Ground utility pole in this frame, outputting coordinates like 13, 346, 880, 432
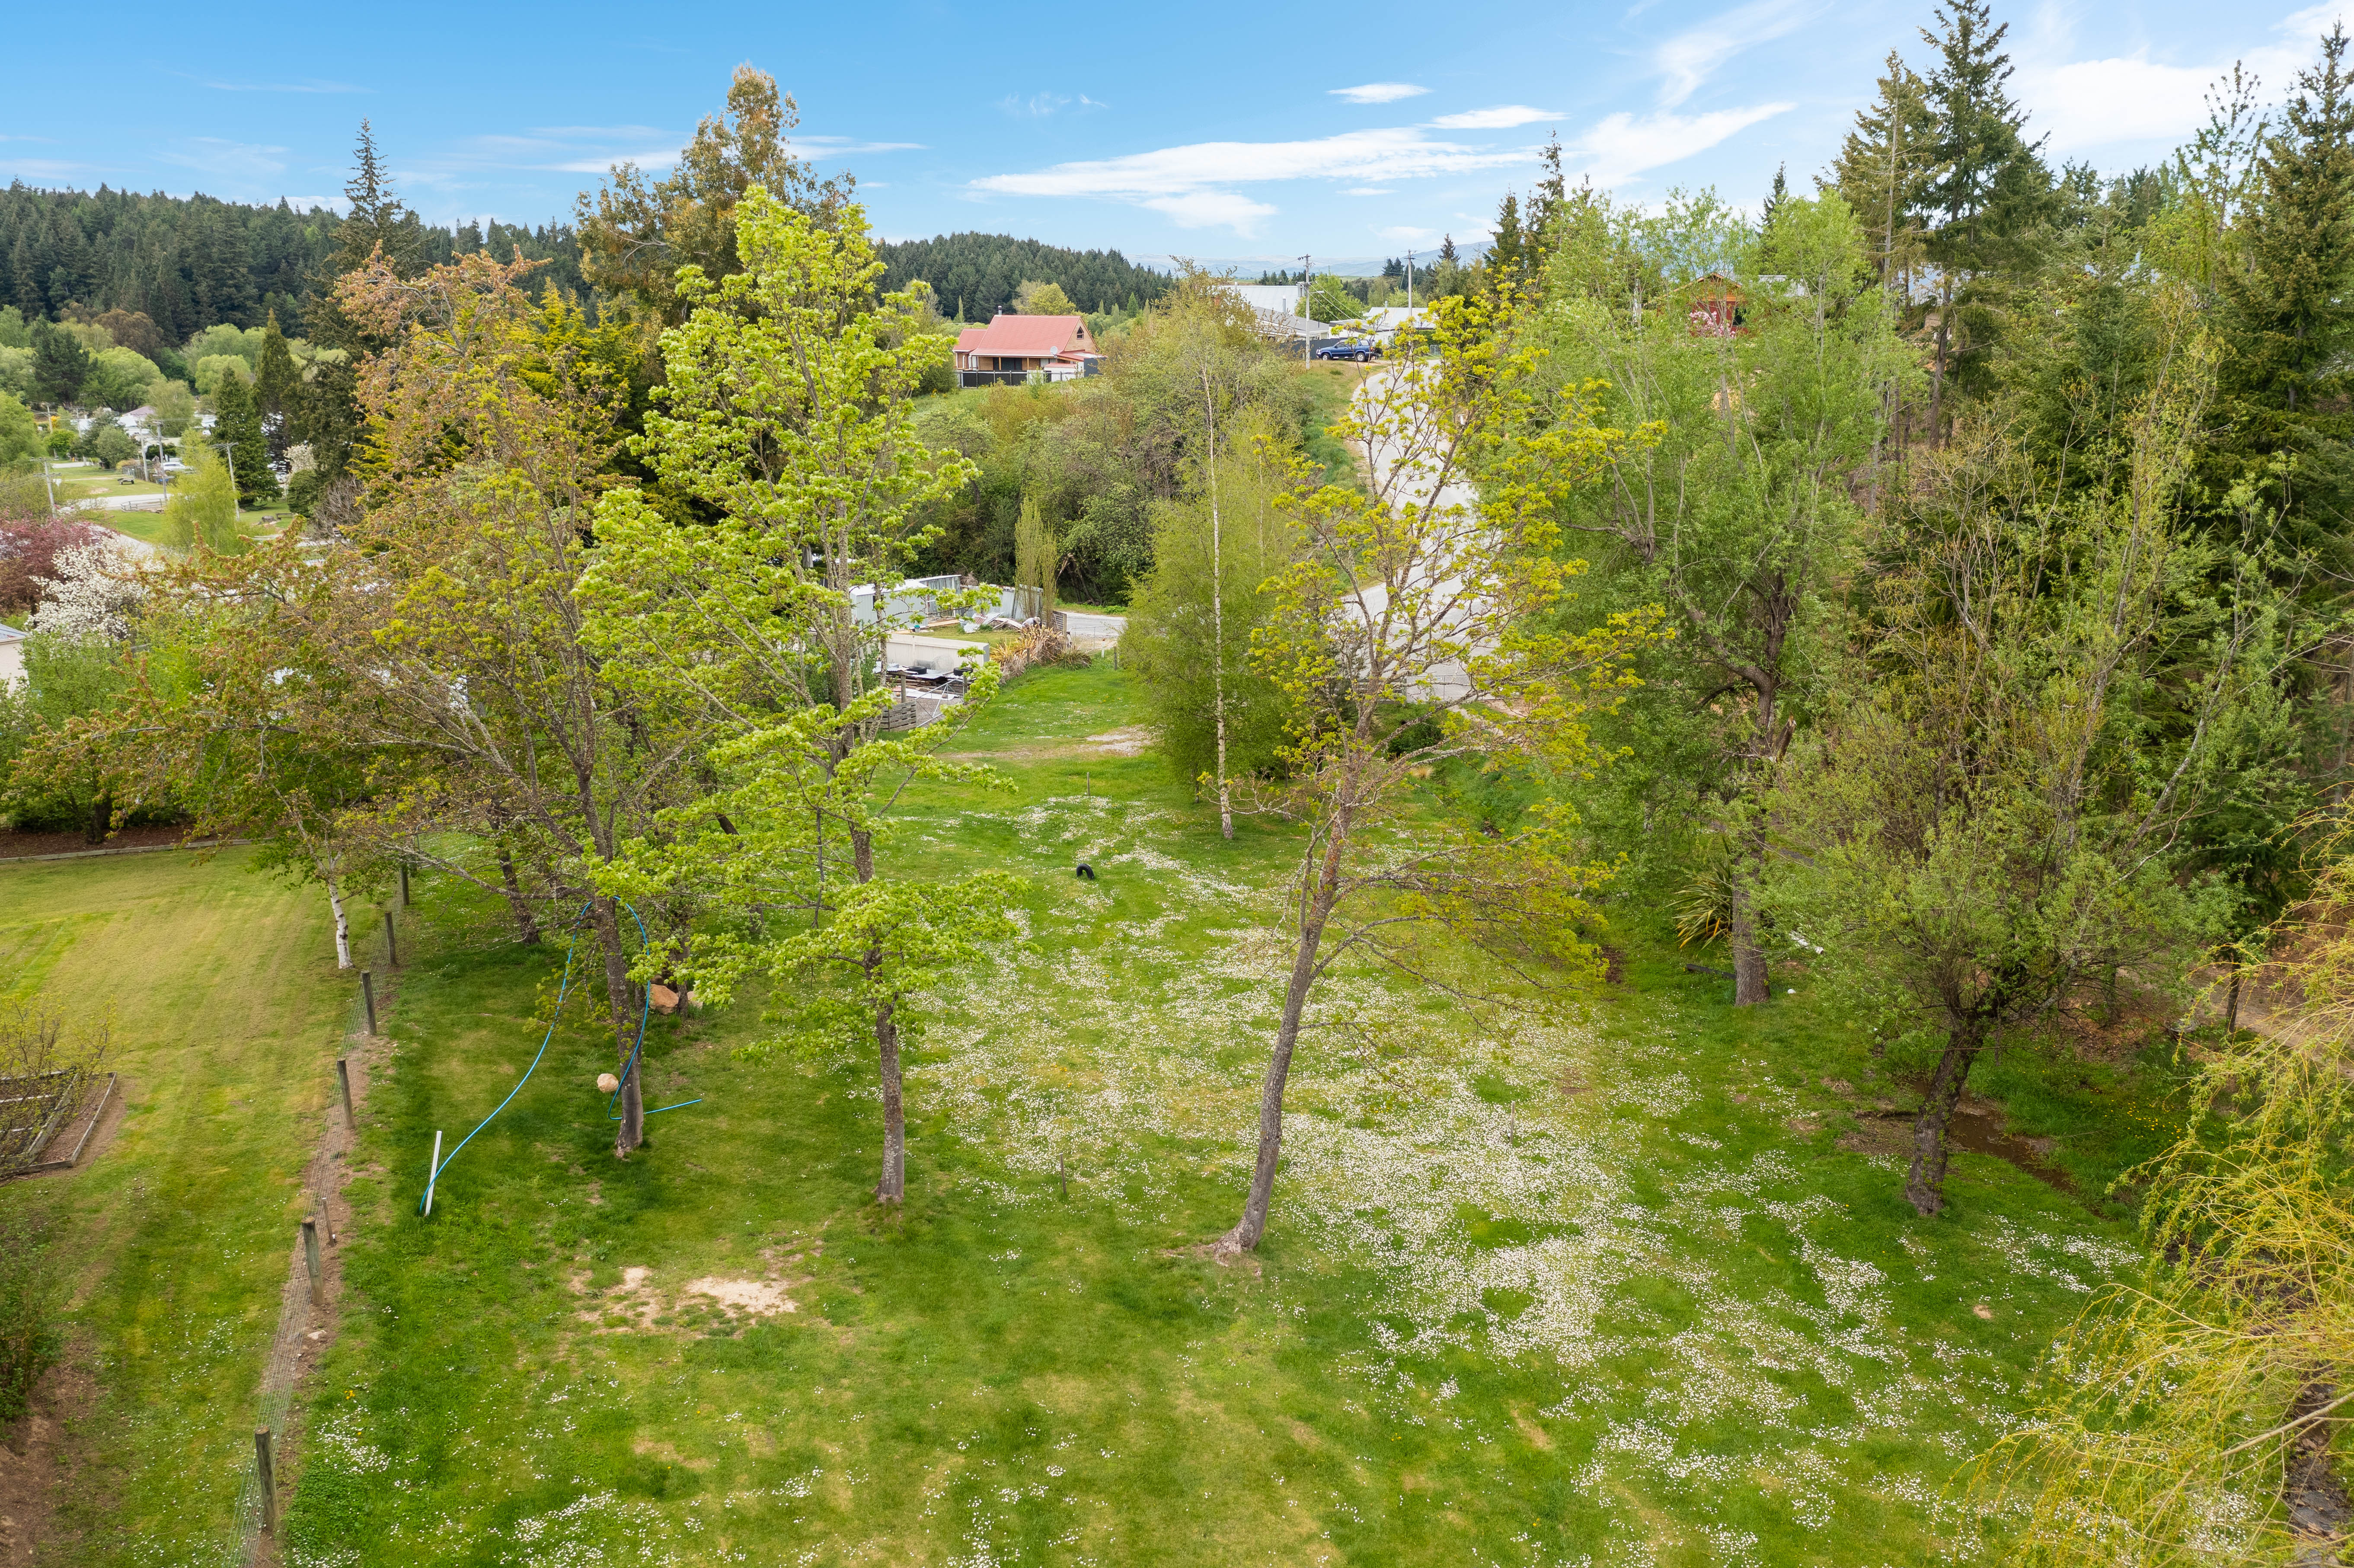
1406, 246, 1415, 310
1300, 252, 1313, 364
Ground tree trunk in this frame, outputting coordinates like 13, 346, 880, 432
872, 979, 905, 1204
1904, 1014, 1987, 1216
328, 879, 352, 970
1929, 283, 1950, 444
1727, 877, 1769, 1006
1223, 824, 1348, 1253
496, 846, 540, 944
849, 826, 905, 1201
592, 896, 643, 1157
85, 789, 111, 846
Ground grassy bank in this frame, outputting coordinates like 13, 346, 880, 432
267, 662, 2180, 1565
0, 847, 357, 1566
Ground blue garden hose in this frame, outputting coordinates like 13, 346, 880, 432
418, 900, 701, 1216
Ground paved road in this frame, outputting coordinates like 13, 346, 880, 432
69, 493, 167, 512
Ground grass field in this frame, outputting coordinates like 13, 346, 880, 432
0, 846, 359, 1566
207, 661, 2194, 1566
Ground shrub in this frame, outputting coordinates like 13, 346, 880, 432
0, 1203, 61, 1425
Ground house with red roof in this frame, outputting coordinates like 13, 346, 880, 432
953, 314, 1101, 386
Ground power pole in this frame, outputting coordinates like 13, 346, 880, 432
1406, 247, 1415, 310
1300, 252, 1313, 364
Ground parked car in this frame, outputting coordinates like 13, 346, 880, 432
1314, 341, 1379, 362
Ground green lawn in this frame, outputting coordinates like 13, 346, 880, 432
236, 663, 2188, 1565
0, 847, 363, 1567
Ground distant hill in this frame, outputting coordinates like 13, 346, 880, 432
874, 233, 1172, 321
0, 183, 585, 341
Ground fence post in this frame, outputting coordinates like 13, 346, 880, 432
255, 1427, 277, 1534
317, 1190, 335, 1246
399, 862, 410, 907
336, 1057, 355, 1130
301, 1217, 323, 1308
384, 910, 398, 968
361, 971, 376, 1036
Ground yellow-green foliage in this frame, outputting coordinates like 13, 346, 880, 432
1990, 843, 2354, 1563
160, 439, 240, 555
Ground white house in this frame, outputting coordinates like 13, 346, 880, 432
0, 623, 25, 688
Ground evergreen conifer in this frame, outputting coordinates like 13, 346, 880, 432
211, 372, 277, 505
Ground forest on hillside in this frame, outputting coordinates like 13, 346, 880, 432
872, 231, 1170, 319
0, 182, 586, 339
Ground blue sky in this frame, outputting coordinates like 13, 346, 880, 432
4, 0, 2347, 270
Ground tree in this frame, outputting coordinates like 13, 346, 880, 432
1919, 0, 2054, 431
1990, 841, 2354, 1563
210, 371, 275, 505
28, 323, 87, 406
588, 188, 997, 1204
253, 310, 300, 458
1833, 53, 1938, 310
1125, 400, 1299, 817
79, 423, 135, 470
0, 517, 102, 616
1215, 292, 1661, 1252
328, 120, 422, 279
1761, 162, 1789, 227
1488, 192, 1526, 287
2213, 25, 2354, 533
1544, 191, 1903, 1005
1013, 279, 1076, 314
0, 392, 35, 466
576, 66, 851, 328
1781, 299, 2272, 1215
305, 248, 682, 1152
1015, 494, 1058, 619
160, 438, 240, 556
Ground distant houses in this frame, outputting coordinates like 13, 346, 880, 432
952, 314, 1101, 386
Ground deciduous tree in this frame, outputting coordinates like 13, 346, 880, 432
1217, 291, 1659, 1253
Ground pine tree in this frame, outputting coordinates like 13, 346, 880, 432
1832, 50, 1939, 300
253, 310, 299, 458
211, 371, 277, 505
1526, 134, 1568, 275
1919, 0, 2054, 432
2226, 24, 2354, 419
331, 120, 421, 278
1762, 163, 1789, 228
1489, 193, 1526, 288
1439, 233, 1457, 265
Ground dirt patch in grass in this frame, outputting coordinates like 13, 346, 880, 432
684, 1277, 798, 1316
0, 1357, 95, 1566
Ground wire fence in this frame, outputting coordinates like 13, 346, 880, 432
228, 907, 388, 1561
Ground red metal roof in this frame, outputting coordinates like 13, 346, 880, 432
954, 313, 1092, 360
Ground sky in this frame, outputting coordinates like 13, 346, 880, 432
3, 0, 2348, 272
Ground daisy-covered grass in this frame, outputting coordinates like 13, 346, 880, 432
282, 661, 2193, 1565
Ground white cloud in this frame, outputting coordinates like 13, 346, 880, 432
545, 148, 685, 173
198, 77, 366, 94
1332, 83, 1430, 104
161, 138, 289, 180
2015, 3, 2352, 153
1428, 105, 1561, 129
1140, 192, 1281, 233
1377, 224, 1440, 241
1654, 0, 1827, 106
1345, 186, 1396, 195
976, 128, 1532, 200
1570, 104, 1793, 182
1000, 92, 1107, 118
800, 136, 928, 153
